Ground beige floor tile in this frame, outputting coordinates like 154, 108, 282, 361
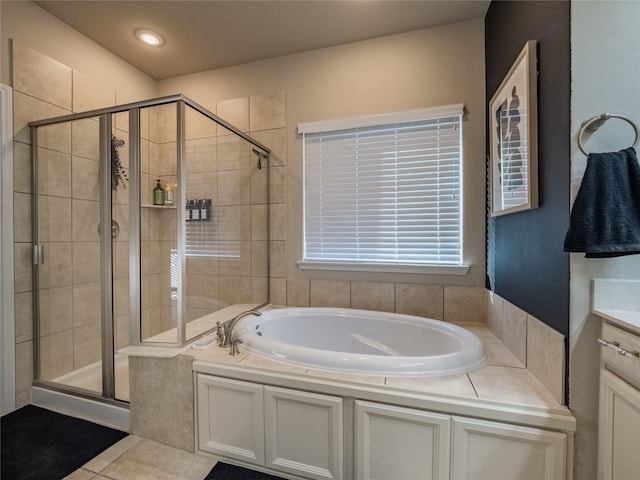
100, 438, 215, 480
82, 434, 143, 473
65, 468, 96, 480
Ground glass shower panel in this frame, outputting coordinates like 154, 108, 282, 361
140, 103, 177, 343
36, 117, 103, 395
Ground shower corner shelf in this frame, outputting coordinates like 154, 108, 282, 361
142, 204, 177, 209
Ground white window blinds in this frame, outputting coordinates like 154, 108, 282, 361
299, 104, 463, 268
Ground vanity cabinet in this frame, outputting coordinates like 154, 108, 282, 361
451, 417, 567, 480
597, 322, 640, 480
196, 374, 343, 479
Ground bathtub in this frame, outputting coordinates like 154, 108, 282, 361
234, 307, 487, 376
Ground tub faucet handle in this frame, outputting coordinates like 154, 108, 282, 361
230, 338, 244, 356
215, 321, 226, 346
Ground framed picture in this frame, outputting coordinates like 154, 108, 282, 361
490, 40, 538, 216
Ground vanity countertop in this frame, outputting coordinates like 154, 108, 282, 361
592, 278, 640, 335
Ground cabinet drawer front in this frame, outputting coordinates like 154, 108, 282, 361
601, 323, 640, 379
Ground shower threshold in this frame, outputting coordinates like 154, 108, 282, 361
51, 353, 130, 402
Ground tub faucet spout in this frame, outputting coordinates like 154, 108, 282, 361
219, 309, 262, 349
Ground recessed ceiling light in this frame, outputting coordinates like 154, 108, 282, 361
135, 28, 164, 47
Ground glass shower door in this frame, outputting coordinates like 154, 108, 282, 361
33, 114, 123, 401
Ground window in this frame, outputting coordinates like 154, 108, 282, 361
298, 104, 466, 274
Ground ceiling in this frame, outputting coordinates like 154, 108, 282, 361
34, 0, 490, 81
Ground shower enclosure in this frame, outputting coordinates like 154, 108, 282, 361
29, 95, 270, 406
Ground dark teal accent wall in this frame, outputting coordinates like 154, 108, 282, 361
485, 1, 570, 337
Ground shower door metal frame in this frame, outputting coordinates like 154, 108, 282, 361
28, 94, 272, 405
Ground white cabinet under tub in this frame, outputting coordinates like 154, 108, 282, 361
195, 370, 573, 480
197, 373, 343, 480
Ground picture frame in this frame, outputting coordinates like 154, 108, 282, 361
489, 40, 538, 216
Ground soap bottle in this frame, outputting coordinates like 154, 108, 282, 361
153, 179, 165, 205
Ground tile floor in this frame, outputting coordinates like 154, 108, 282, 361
65, 435, 216, 480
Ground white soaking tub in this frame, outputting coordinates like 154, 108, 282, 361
234, 307, 487, 376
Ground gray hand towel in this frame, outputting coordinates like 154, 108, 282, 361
564, 147, 640, 258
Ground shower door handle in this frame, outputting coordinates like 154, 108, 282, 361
33, 244, 45, 265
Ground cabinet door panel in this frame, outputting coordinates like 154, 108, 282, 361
452, 416, 566, 480
264, 386, 343, 480
196, 374, 264, 465
355, 400, 451, 480
598, 369, 640, 480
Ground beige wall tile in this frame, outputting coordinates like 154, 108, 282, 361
310, 279, 351, 308
13, 92, 71, 146
186, 255, 219, 276
252, 276, 268, 303
14, 243, 33, 293
13, 41, 72, 110
217, 96, 249, 133
527, 315, 565, 404
39, 286, 73, 336
74, 321, 101, 368
444, 285, 485, 324
351, 281, 395, 312
38, 242, 72, 289
13, 141, 32, 193
395, 284, 444, 320
13, 192, 31, 243
38, 148, 71, 197
269, 240, 287, 278
269, 165, 286, 204
485, 342, 524, 368
72, 156, 100, 201
252, 241, 269, 277
38, 195, 72, 242
219, 276, 252, 306
49, 329, 75, 378
251, 204, 268, 241
250, 128, 286, 166
72, 242, 101, 284
15, 340, 34, 394
217, 133, 251, 171
269, 203, 287, 241
14, 291, 33, 343
71, 118, 100, 160
72, 69, 115, 113
114, 277, 130, 318
186, 137, 217, 174
250, 91, 286, 131
502, 300, 528, 365
251, 165, 268, 204
185, 105, 216, 140
269, 277, 287, 306
149, 103, 176, 144
287, 277, 310, 307
72, 282, 101, 327
485, 289, 504, 341
218, 169, 251, 205
72, 199, 100, 241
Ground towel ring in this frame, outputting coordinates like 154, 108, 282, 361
578, 113, 639, 156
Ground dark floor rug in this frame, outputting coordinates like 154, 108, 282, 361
1, 404, 128, 480
204, 462, 286, 480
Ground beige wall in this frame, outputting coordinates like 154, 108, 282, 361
158, 19, 487, 289
0, 1, 157, 100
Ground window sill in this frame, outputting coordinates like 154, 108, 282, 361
296, 261, 470, 275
